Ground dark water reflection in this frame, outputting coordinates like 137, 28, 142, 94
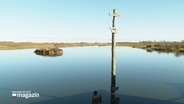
146, 49, 184, 57
0, 47, 184, 104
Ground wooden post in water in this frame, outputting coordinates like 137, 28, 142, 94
109, 9, 121, 104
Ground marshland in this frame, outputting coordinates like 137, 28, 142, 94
1, 41, 184, 56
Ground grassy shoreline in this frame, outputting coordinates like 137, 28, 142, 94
0, 42, 111, 50
118, 41, 184, 56
1, 41, 184, 56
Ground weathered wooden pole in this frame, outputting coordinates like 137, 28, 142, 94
109, 9, 121, 104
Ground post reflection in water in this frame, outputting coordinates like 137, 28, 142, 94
111, 75, 120, 104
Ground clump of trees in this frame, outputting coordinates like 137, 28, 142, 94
137, 41, 184, 56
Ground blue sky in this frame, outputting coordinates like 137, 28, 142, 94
0, 0, 184, 42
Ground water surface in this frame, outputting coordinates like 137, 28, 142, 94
0, 46, 184, 104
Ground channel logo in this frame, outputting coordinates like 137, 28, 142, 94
12, 91, 39, 99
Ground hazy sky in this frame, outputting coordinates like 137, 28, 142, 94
0, 0, 184, 42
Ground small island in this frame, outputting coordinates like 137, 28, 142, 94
34, 47, 63, 56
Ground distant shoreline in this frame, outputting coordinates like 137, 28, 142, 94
1, 41, 184, 56
0, 42, 111, 50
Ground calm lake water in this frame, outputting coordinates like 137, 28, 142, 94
0, 46, 184, 104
